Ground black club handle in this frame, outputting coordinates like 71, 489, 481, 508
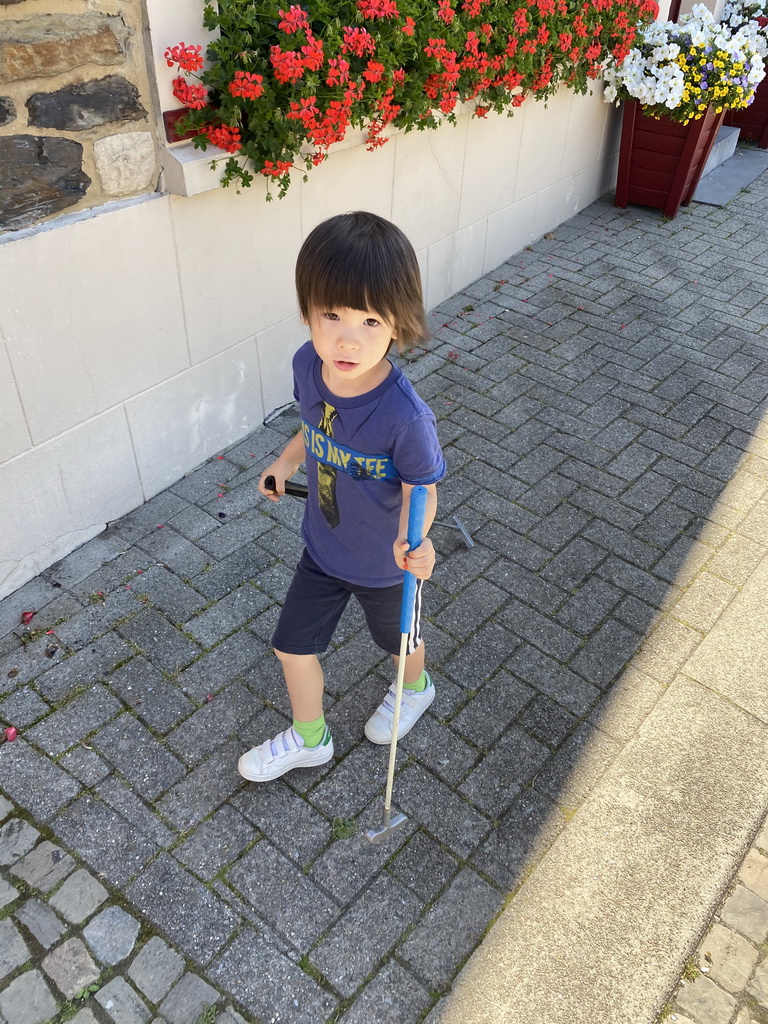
264, 475, 309, 499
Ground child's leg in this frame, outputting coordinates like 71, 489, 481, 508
276, 650, 325, 721
393, 642, 425, 687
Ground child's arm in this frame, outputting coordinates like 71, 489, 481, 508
393, 483, 438, 580
259, 430, 305, 502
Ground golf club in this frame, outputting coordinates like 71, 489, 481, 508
265, 475, 473, 547
366, 484, 428, 844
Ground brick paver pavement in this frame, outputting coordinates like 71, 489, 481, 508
2, 163, 768, 1024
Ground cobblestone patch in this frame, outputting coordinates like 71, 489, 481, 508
662, 815, 768, 1024
3, 178, 768, 1022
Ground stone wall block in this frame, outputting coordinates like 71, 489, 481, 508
93, 131, 156, 196
0, 14, 131, 84
0, 96, 16, 127
0, 135, 91, 231
27, 75, 147, 131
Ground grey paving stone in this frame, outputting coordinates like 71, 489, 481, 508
11, 840, 75, 891
675, 974, 737, 1024
534, 722, 622, 809
747, 957, 768, 1006
0, 795, 12, 819
720, 884, 768, 944
158, 972, 221, 1024
506, 644, 599, 716
128, 937, 185, 1005
517, 693, 578, 748
0, 575, 63, 639
389, 831, 460, 903
472, 787, 568, 888
498, 597, 582, 661
395, 763, 491, 859
0, 875, 19, 909
173, 805, 256, 880
53, 588, 138, 650
338, 960, 433, 1024
0, 631, 70, 689
0, 917, 30, 981
402, 709, 479, 784
26, 684, 123, 756
166, 682, 258, 767
309, 743, 394, 820
42, 936, 100, 999
231, 776, 328, 870
196, 509, 273, 560
137, 526, 212, 579
309, 814, 411, 906
15, 897, 66, 948
700, 922, 759, 993
400, 867, 500, 990
96, 777, 175, 849
53, 793, 160, 887
0, 686, 50, 728
450, 670, 533, 749
32, 631, 134, 703
125, 854, 239, 965
155, 740, 244, 830
83, 905, 141, 965
191, 544, 273, 602
227, 841, 339, 952
440, 621, 520, 686
91, 713, 186, 802
0, 817, 40, 865
310, 874, 422, 998
176, 632, 265, 702
569, 617, 644, 689
108, 658, 194, 734
117, 607, 202, 674
94, 977, 151, 1024
459, 726, 550, 818
126, 566, 208, 624
207, 928, 338, 1024
0, 969, 58, 1024
184, 585, 271, 648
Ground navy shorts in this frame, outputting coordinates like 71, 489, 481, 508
272, 549, 423, 657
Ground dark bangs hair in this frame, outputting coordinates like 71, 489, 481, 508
295, 211, 428, 351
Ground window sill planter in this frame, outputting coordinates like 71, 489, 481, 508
614, 99, 726, 219
724, 62, 768, 149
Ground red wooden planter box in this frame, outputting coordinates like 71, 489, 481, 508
724, 64, 768, 148
615, 100, 726, 219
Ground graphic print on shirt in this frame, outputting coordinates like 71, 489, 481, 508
317, 402, 340, 528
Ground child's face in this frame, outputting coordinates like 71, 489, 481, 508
306, 306, 396, 395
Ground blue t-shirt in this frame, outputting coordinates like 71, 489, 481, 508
293, 341, 446, 587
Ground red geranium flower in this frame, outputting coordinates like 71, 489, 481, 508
228, 71, 265, 100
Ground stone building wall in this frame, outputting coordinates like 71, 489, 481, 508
0, 0, 159, 233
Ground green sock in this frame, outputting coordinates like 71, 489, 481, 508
404, 670, 428, 693
293, 715, 326, 748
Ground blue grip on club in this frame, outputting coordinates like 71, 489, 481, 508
400, 485, 428, 634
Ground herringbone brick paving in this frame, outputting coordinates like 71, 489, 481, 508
1, 166, 768, 1023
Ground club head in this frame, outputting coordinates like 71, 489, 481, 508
365, 811, 408, 844
451, 515, 475, 548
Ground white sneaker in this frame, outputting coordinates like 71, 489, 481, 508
238, 726, 334, 782
364, 674, 435, 745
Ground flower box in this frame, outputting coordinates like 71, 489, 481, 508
614, 100, 726, 218
724, 62, 768, 146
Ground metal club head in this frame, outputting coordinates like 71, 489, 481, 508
433, 516, 475, 549
365, 811, 408, 844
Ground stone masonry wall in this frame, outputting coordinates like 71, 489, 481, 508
0, 0, 159, 233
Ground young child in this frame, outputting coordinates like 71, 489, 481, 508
238, 211, 446, 782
